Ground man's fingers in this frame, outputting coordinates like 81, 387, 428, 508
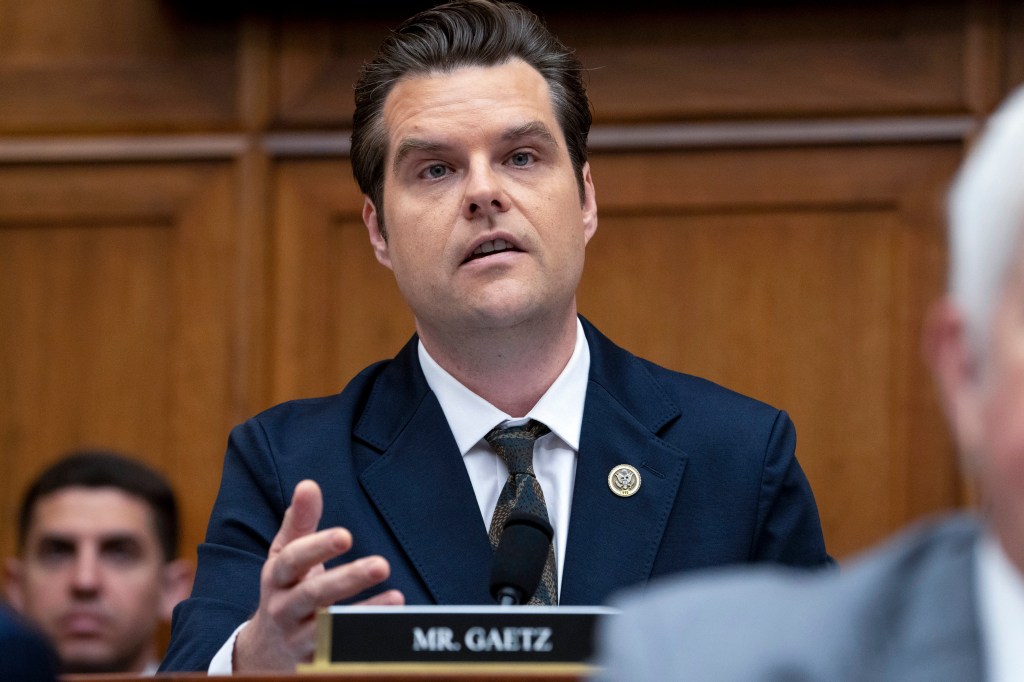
312, 555, 392, 605
274, 556, 395, 621
288, 479, 323, 533
270, 480, 324, 555
357, 589, 406, 607
269, 528, 353, 588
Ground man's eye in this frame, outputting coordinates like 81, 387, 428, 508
103, 540, 143, 564
509, 152, 533, 167
422, 164, 448, 179
37, 545, 74, 565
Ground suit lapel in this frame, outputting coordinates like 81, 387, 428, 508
352, 321, 691, 607
560, 320, 688, 605
354, 337, 495, 605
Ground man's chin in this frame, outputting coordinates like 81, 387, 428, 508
62, 661, 114, 675
59, 644, 132, 674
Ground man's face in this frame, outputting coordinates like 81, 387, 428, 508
935, 250, 1024, 571
969, 258, 1024, 567
5, 487, 173, 673
363, 58, 598, 340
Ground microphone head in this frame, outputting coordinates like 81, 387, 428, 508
489, 510, 554, 605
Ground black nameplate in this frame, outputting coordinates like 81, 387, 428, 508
308, 605, 616, 668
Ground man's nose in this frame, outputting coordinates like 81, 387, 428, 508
70, 548, 101, 595
462, 161, 510, 220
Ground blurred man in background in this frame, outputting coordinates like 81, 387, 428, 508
5, 450, 192, 675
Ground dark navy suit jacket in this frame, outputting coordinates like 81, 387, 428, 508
0, 604, 59, 682
161, 317, 830, 671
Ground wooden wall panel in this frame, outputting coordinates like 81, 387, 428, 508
272, 3, 974, 128
580, 145, 962, 557
273, 17, 397, 128
270, 160, 413, 404
0, 0, 1013, 574
0, 0, 240, 133
1006, 3, 1024, 95
554, 4, 971, 121
0, 163, 240, 565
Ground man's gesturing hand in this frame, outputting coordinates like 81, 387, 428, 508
233, 479, 405, 671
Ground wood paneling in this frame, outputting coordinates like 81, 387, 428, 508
580, 146, 961, 557
270, 160, 413, 404
0, 162, 240, 564
0, 0, 240, 133
273, 17, 397, 128
0, 0, 1018, 575
553, 4, 972, 121
271, 3, 978, 128
1006, 2, 1024, 95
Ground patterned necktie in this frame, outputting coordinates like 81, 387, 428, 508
485, 419, 558, 605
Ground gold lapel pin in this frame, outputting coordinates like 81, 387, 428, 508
608, 464, 641, 497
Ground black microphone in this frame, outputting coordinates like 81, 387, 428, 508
489, 510, 554, 605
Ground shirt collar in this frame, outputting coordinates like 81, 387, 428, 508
418, 317, 590, 455
976, 530, 1024, 682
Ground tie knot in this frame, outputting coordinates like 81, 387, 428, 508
485, 420, 550, 475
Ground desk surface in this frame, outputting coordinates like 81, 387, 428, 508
64, 668, 584, 682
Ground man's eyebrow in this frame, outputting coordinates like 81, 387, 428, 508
35, 534, 75, 547
99, 533, 144, 545
503, 121, 558, 146
391, 121, 560, 172
35, 531, 144, 545
392, 138, 447, 172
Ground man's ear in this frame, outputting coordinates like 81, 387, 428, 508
580, 162, 598, 245
363, 197, 393, 270
4, 557, 25, 610
158, 559, 194, 622
923, 297, 984, 458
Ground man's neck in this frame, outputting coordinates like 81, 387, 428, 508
417, 311, 579, 417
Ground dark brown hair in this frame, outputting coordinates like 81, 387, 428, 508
18, 450, 180, 562
351, 0, 591, 236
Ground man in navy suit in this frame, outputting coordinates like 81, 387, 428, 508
161, 0, 831, 673
592, 82, 1024, 682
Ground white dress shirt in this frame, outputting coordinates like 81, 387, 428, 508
976, 531, 1024, 682
208, 318, 590, 673
418, 316, 589, 595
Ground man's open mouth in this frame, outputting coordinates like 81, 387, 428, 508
465, 238, 519, 263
